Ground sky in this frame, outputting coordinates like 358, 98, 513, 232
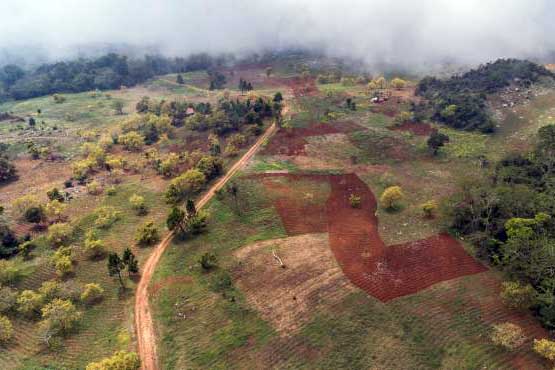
1, 0, 554, 68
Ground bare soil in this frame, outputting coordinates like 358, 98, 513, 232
256, 173, 487, 302
233, 233, 355, 335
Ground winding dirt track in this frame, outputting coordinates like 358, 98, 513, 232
135, 122, 277, 370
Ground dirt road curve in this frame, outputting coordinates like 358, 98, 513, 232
135, 122, 277, 370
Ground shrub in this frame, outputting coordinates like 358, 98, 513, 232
380, 186, 404, 210
54, 255, 73, 278
195, 156, 223, 180
427, 132, 450, 155
47, 223, 72, 247
39, 280, 61, 302
421, 200, 437, 218
199, 252, 217, 271
12, 195, 41, 220
0, 315, 13, 343
94, 207, 120, 229
224, 144, 239, 157
17, 290, 44, 318
165, 169, 206, 204
158, 153, 180, 177
57, 281, 83, 302
45, 200, 67, 222
40, 298, 82, 335
490, 322, 526, 349
86, 351, 140, 370
533, 338, 555, 361
393, 111, 413, 126
0, 157, 17, 184
135, 222, 159, 246
24, 206, 45, 224
0, 286, 17, 314
391, 77, 407, 89
81, 283, 104, 305
18, 241, 35, 260
500, 281, 536, 311
349, 194, 361, 208
87, 180, 103, 195
106, 186, 117, 196
129, 194, 147, 215
47, 188, 64, 202
85, 237, 105, 259
0, 260, 22, 285
119, 131, 144, 151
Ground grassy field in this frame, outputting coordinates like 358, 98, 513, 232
151, 77, 552, 369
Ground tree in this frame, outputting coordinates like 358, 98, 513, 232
273, 91, 283, 103
195, 156, 223, 180
119, 131, 144, 151
28, 117, 36, 127
85, 351, 140, 370
112, 100, 124, 115
122, 248, 139, 276
421, 200, 437, 218
84, 231, 105, 259
534, 338, 555, 361
47, 187, 64, 202
47, 223, 72, 247
391, 77, 407, 89
81, 283, 104, 305
107, 253, 126, 289
129, 194, 147, 215
500, 281, 536, 311
199, 252, 217, 271
186, 199, 197, 217
490, 322, 525, 349
0, 315, 13, 343
40, 298, 82, 335
165, 169, 206, 204
0, 157, 17, 184
135, 222, 159, 246
24, 206, 45, 224
176, 74, 185, 84
265, 67, 273, 78
380, 186, 404, 210
427, 132, 450, 155
17, 290, 44, 318
166, 206, 186, 233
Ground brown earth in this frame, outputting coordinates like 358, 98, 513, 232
256, 173, 487, 302
390, 121, 437, 136
262, 121, 364, 156
233, 233, 356, 335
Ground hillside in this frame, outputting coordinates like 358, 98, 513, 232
0, 56, 555, 369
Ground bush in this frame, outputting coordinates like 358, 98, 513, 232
24, 206, 45, 224
47, 187, 64, 202
12, 195, 41, 220
533, 338, 555, 361
0, 260, 22, 285
0, 286, 17, 314
119, 131, 144, 151
165, 169, 206, 204
490, 322, 526, 349
129, 194, 147, 215
87, 180, 103, 195
349, 194, 361, 208
380, 186, 404, 210
199, 252, 217, 271
81, 283, 104, 305
54, 255, 73, 278
135, 222, 159, 246
94, 207, 120, 229
40, 298, 82, 335
47, 223, 72, 247
39, 280, 61, 302
85, 236, 105, 259
421, 201, 437, 218
0, 157, 17, 184
0, 315, 13, 343
500, 281, 536, 311
86, 351, 140, 370
17, 290, 44, 318
195, 156, 223, 180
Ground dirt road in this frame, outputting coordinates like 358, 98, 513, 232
135, 122, 278, 370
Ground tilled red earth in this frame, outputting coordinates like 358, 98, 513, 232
257, 173, 487, 301
389, 121, 437, 136
262, 121, 364, 156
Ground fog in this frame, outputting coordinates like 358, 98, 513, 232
1, 0, 554, 69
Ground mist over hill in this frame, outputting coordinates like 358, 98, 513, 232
1, 0, 555, 69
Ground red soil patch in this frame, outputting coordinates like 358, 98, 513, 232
390, 122, 437, 136
263, 121, 364, 156
256, 173, 487, 301
282, 77, 319, 98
